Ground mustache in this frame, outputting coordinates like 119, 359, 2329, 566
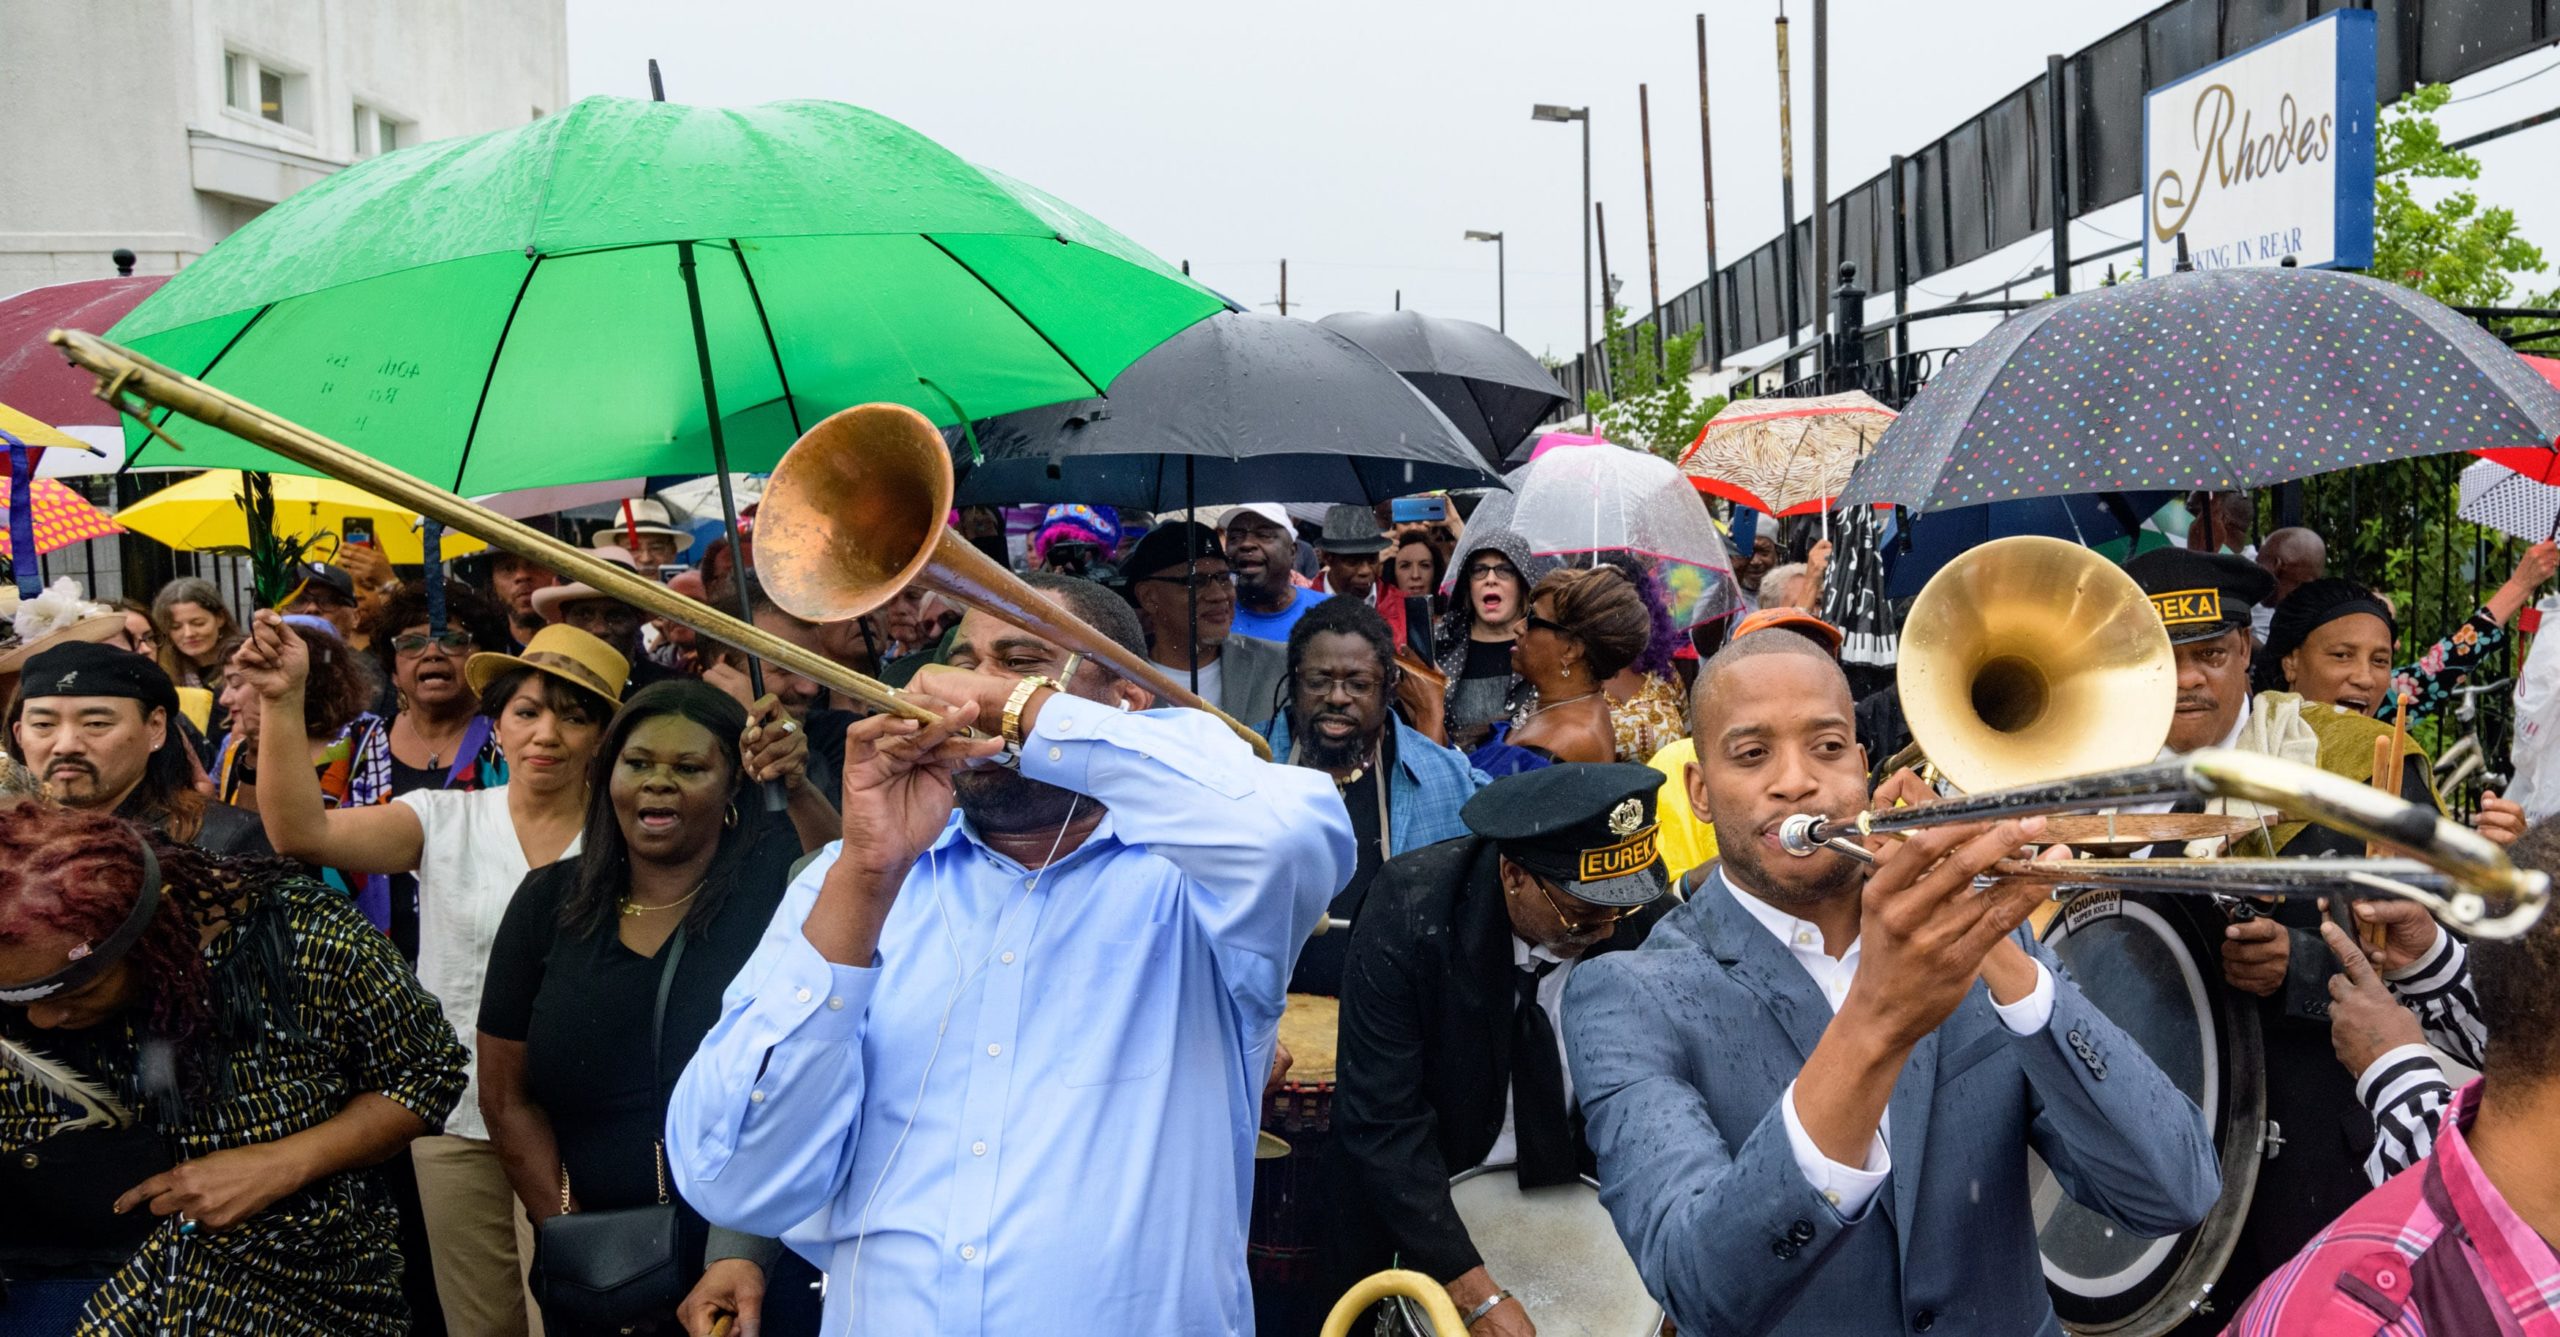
2175, 693, 2220, 711
47, 758, 97, 777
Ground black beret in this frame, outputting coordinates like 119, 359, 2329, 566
1461, 762, 1668, 908
1121, 522, 1226, 580
2261, 577, 2397, 673
17, 641, 179, 717
2123, 548, 2276, 645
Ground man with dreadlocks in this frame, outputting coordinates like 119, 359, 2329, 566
0, 798, 465, 1334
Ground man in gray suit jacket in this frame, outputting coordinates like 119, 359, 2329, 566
1564, 631, 2219, 1335
1124, 521, 1288, 728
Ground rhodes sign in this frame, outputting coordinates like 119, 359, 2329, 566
2143, 9, 2376, 275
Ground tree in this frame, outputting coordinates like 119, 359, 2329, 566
1582, 305, 1725, 461
2368, 83, 2554, 311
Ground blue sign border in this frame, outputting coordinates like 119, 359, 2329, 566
2142, 9, 2378, 273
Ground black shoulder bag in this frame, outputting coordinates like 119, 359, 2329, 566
529, 927, 693, 1329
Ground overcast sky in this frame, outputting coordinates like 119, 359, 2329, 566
564, 0, 2560, 372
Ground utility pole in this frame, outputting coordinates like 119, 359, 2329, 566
1640, 83, 1666, 372
1811, 0, 1831, 370
2046, 53, 2074, 295
1279, 259, 1288, 316
1697, 13, 1723, 369
1531, 104, 1595, 428
1595, 201, 1617, 402
1775, 5, 1804, 386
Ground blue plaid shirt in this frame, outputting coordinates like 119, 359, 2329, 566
1263, 712, 1488, 855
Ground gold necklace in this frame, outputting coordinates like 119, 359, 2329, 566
620, 880, 706, 918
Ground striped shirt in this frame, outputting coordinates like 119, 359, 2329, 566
2357, 931, 2487, 1186
2224, 1081, 2560, 1336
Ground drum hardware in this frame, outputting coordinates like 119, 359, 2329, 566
2260, 1121, 2284, 1162
46, 328, 1273, 760
1321, 1270, 1466, 1337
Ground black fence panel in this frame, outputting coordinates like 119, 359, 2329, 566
1985, 83, 2044, 252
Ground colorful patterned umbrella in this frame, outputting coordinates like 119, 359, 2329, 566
0, 478, 121, 558
1681, 390, 1894, 516
2468, 353, 2560, 481
2458, 457, 2560, 542
1844, 268, 2560, 512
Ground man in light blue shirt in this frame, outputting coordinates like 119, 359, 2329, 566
667, 572, 1355, 1336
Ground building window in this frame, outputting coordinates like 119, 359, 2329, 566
353, 104, 411, 158
224, 51, 307, 130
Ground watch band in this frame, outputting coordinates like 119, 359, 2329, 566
1461, 1290, 1514, 1327
1002, 675, 1060, 747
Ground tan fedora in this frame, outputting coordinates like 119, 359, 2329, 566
464, 624, 630, 709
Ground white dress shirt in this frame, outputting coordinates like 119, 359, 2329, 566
1479, 937, 1573, 1171
1725, 876, 2055, 1217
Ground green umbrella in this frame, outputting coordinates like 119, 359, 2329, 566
105, 95, 1223, 493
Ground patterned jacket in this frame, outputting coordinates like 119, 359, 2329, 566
2223, 1081, 2560, 1336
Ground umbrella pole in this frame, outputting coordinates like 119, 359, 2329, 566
4, 435, 34, 599
1186, 454, 1200, 697
423, 520, 447, 636
678, 238, 785, 813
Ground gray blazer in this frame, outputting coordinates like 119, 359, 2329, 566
1562, 874, 2220, 1336
1213, 632, 1288, 731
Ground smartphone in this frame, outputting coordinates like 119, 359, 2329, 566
1391, 496, 1447, 524
658, 564, 692, 583
342, 519, 374, 547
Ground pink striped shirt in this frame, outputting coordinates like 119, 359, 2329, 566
2224, 1081, 2560, 1336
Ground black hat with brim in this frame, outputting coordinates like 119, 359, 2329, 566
1462, 762, 1670, 908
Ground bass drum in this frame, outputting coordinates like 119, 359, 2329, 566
1390, 1168, 1661, 1337
2030, 889, 2265, 1335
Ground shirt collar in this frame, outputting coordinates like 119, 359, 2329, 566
1719, 867, 1843, 956
930, 803, 1123, 875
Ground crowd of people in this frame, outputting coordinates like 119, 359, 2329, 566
0, 486, 2554, 1337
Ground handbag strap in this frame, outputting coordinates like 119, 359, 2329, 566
561, 924, 689, 1212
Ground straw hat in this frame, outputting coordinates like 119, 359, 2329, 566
0, 612, 128, 676
464, 624, 630, 708
531, 544, 641, 623
591, 498, 694, 555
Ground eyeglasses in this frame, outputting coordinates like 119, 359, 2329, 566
1136, 572, 1231, 590
391, 630, 476, 655
1299, 671, 1387, 700
1531, 874, 1642, 934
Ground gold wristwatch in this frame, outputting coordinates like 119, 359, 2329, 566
1002, 675, 1061, 747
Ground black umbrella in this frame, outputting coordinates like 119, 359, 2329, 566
1843, 267, 2560, 512
949, 312, 1504, 509
1316, 310, 1569, 471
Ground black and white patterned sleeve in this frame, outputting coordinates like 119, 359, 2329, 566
2385, 931, 2484, 1068
2355, 1043, 2451, 1185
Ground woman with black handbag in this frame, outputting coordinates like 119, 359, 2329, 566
477, 680, 827, 1336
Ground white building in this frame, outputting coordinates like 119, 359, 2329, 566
0, 0, 567, 291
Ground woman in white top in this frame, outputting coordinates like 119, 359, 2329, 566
244, 616, 629, 1337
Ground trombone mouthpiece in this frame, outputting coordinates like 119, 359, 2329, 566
1778, 813, 1830, 858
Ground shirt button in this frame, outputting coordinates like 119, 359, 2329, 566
960, 1244, 978, 1261
1794, 931, 1813, 946
794, 987, 812, 1003
1000, 951, 1016, 965
750, 1090, 766, 1104
986, 1043, 1002, 1057
972, 1141, 988, 1157
1823, 1189, 1841, 1206
827, 996, 844, 1011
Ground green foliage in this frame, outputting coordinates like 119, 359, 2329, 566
2369, 84, 2553, 311
1582, 305, 1725, 461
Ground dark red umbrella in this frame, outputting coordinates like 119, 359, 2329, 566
0, 274, 166, 430
2472, 353, 2560, 481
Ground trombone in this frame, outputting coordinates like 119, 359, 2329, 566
1773, 535, 2548, 940
47, 329, 1272, 760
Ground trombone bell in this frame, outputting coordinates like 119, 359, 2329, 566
1898, 535, 2176, 795
754, 403, 956, 622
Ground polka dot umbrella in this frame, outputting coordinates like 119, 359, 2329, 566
1841, 268, 2560, 513
0, 478, 121, 559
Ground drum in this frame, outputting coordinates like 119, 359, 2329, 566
1392, 1169, 1662, 1337
2031, 890, 2265, 1336
1251, 994, 1341, 1334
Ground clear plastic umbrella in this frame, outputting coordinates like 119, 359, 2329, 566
1452, 439, 1730, 573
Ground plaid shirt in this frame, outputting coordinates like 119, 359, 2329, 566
2224, 1081, 2560, 1336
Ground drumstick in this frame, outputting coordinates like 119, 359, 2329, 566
709, 1317, 733, 1337
2360, 695, 2413, 953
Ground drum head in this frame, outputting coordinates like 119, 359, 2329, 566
1279, 993, 1339, 1084
2030, 891, 2264, 1335
1393, 1168, 1661, 1337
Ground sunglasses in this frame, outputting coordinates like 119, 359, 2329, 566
1137, 572, 1231, 590
391, 630, 476, 655
1523, 614, 1572, 637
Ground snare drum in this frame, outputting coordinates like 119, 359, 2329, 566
2031, 890, 2265, 1336
1391, 1168, 1662, 1337
1252, 994, 1341, 1334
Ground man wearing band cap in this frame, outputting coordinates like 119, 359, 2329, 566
1332, 763, 1677, 1334
667, 572, 1353, 1335
1564, 631, 2215, 1334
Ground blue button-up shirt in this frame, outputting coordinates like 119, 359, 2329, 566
667, 693, 1354, 1336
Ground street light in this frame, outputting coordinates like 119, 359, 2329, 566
1532, 102, 1593, 430
1463, 230, 1505, 332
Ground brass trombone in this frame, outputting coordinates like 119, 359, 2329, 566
47, 329, 1271, 759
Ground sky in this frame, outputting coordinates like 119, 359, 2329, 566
563, 0, 2560, 374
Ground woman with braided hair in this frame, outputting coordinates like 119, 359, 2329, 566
0, 800, 465, 1334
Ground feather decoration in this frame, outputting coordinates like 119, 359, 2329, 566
0, 1034, 135, 1136
212, 471, 333, 611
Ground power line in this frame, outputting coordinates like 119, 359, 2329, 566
2449, 56, 2560, 104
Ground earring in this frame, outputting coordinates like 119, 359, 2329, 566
724, 804, 739, 829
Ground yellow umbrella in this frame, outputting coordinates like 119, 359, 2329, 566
117, 470, 487, 563
0, 401, 90, 453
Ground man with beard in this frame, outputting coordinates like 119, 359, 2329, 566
1562, 631, 2216, 1334
667, 572, 1354, 1335
1226, 503, 1314, 644
482, 551, 558, 651
2122, 547, 2441, 1331
1122, 521, 1287, 728
1331, 764, 1675, 1333
10, 642, 269, 857
1261, 596, 1485, 995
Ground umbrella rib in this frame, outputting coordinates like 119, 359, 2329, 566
127, 303, 273, 472
451, 254, 548, 494
918, 234, 1106, 397
726, 239, 804, 439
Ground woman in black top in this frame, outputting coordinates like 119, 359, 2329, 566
476, 681, 822, 1337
